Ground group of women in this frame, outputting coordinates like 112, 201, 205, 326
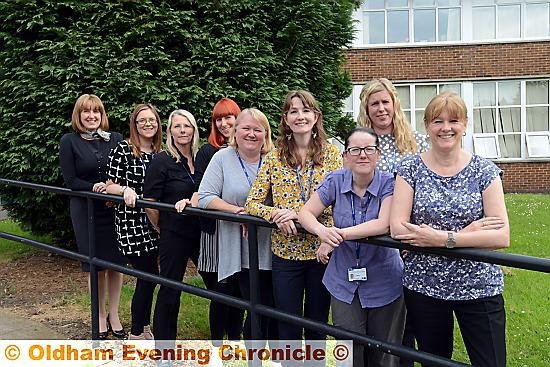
60, 78, 510, 367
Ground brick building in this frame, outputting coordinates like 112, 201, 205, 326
343, 0, 550, 193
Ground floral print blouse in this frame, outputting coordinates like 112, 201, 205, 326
398, 154, 504, 301
245, 144, 342, 260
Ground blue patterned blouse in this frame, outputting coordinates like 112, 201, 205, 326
397, 154, 504, 301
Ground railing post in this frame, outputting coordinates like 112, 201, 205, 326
87, 198, 100, 341
247, 223, 261, 340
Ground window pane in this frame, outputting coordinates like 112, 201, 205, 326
498, 5, 520, 39
439, 8, 461, 41
526, 4, 550, 37
364, 0, 384, 10
473, 7, 496, 40
413, 0, 435, 6
415, 9, 436, 41
526, 107, 550, 131
415, 110, 427, 133
364, 12, 385, 44
440, 83, 461, 94
416, 85, 438, 107
474, 108, 497, 133
388, 0, 409, 7
498, 107, 520, 132
396, 86, 411, 109
498, 81, 520, 105
474, 82, 496, 106
439, 0, 461, 5
472, 0, 494, 5
498, 134, 521, 158
388, 10, 410, 43
526, 80, 549, 104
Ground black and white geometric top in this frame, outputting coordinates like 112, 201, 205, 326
107, 140, 159, 257
377, 131, 430, 174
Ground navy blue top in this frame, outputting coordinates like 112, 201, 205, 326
316, 168, 403, 308
143, 150, 200, 238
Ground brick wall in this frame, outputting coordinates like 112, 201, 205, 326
496, 161, 550, 193
344, 41, 550, 82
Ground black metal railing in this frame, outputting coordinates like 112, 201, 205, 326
1, 178, 549, 366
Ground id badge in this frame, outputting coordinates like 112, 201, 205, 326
348, 267, 367, 282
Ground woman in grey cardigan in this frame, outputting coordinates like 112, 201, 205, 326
198, 108, 278, 362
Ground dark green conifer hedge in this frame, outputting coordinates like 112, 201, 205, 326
0, 0, 358, 242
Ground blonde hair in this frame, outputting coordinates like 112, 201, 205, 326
229, 108, 274, 155
424, 91, 468, 126
71, 94, 109, 133
275, 90, 328, 168
357, 78, 417, 154
166, 109, 199, 162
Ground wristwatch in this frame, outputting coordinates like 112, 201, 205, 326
445, 232, 456, 249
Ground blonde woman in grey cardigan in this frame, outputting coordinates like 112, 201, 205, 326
198, 108, 278, 365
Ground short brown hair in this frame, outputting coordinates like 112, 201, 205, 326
71, 94, 109, 133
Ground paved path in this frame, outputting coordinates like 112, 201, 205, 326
0, 308, 65, 339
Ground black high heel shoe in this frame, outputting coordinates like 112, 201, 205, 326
107, 314, 126, 339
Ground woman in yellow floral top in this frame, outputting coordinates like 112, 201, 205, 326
245, 90, 342, 353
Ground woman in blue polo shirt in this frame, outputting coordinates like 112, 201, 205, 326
298, 127, 405, 367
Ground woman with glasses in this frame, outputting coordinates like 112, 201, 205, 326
106, 103, 163, 340
245, 90, 341, 364
59, 94, 127, 339
357, 78, 429, 175
358, 78, 429, 367
298, 127, 405, 367
143, 109, 201, 365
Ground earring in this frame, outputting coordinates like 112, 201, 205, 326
312, 131, 317, 139
286, 134, 292, 141
463, 132, 466, 136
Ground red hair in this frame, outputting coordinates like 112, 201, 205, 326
208, 97, 241, 149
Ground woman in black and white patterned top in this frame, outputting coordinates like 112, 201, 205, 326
106, 103, 162, 340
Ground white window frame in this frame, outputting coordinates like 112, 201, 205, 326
473, 134, 502, 158
526, 132, 550, 157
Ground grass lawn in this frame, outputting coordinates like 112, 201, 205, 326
1, 193, 549, 366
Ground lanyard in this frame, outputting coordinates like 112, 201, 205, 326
295, 164, 314, 203
235, 150, 262, 187
350, 193, 370, 266
381, 147, 397, 173
181, 161, 195, 185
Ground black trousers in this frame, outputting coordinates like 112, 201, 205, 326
404, 288, 506, 367
127, 251, 159, 336
153, 230, 199, 349
199, 271, 244, 346
271, 255, 330, 341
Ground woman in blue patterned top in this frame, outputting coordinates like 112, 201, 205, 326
390, 92, 509, 367
298, 127, 405, 367
106, 103, 162, 340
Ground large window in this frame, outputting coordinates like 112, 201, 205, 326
354, 0, 550, 46
360, 0, 461, 44
472, 0, 550, 40
345, 79, 550, 159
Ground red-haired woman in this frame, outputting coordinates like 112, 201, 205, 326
195, 97, 245, 353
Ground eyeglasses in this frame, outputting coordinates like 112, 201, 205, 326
136, 118, 158, 126
346, 146, 378, 156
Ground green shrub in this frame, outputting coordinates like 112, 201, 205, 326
0, 0, 358, 242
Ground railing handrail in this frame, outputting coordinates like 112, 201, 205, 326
1, 177, 549, 273
1, 177, 549, 367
